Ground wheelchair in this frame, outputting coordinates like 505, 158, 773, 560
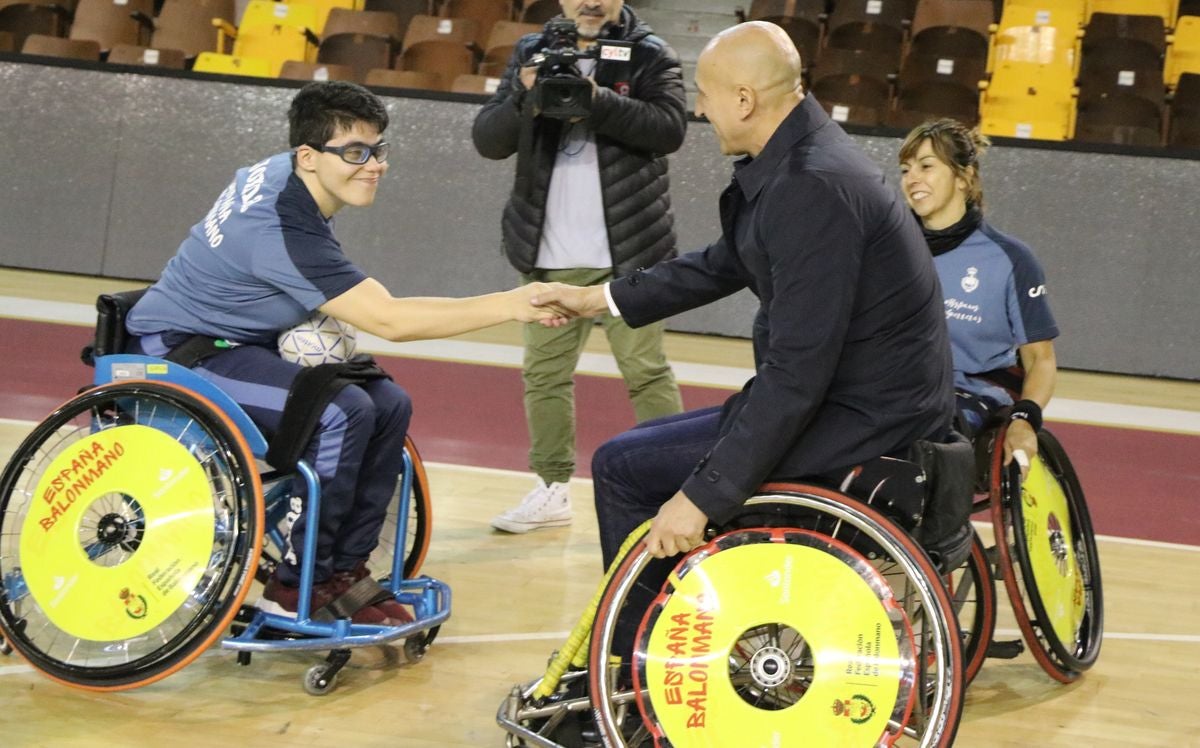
0, 291, 450, 695
498, 447, 980, 747
969, 420, 1104, 683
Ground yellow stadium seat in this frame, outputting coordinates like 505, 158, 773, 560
284, 0, 363, 34
1167, 15, 1200, 85
1000, 0, 1086, 34
1086, 0, 1177, 26
990, 22, 1080, 72
979, 60, 1077, 140
213, 0, 320, 76
192, 51, 274, 78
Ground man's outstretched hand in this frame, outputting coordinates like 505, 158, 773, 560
529, 282, 610, 326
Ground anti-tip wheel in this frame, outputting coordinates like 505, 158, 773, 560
303, 664, 338, 696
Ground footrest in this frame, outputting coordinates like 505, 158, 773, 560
986, 639, 1025, 659
315, 578, 395, 622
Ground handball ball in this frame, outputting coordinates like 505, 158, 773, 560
278, 312, 357, 367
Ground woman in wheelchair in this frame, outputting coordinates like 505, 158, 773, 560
898, 119, 1059, 476
123, 81, 565, 625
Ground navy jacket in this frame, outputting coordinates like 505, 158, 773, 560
610, 96, 956, 523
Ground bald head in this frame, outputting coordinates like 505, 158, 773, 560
693, 21, 804, 157
699, 22, 803, 103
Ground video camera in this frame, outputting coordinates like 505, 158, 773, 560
529, 18, 599, 120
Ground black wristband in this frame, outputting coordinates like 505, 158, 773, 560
1008, 399, 1043, 432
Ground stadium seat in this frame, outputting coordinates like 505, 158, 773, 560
0, 1, 71, 53
151, 0, 236, 60
0, 29, 13, 51
106, 43, 187, 68
1078, 39, 1165, 107
364, 66, 446, 90
518, 0, 558, 25
910, 0, 995, 60
363, 0, 431, 41
285, 0, 360, 34
896, 50, 985, 116
1074, 91, 1163, 145
192, 50, 274, 78
323, 7, 403, 41
1167, 71, 1200, 146
398, 14, 480, 79
748, 0, 825, 65
450, 71, 501, 93
1086, 0, 1176, 27
68, 0, 155, 53
979, 59, 1076, 139
1167, 15, 1200, 86
824, 0, 909, 61
317, 34, 391, 82
278, 59, 357, 81
1085, 12, 1167, 55
440, 0, 512, 48
1180, 0, 1200, 21
212, 0, 321, 77
990, 4, 1082, 74
811, 44, 898, 90
21, 32, 100, 60
811, 72, 891, 126
479, 19, 537, 76
888, 77, 981, 127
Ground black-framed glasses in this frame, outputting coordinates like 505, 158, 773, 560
306, 140, 390, 165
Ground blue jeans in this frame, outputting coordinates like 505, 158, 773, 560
130, 336, 412, 584
591, 405, 723, 662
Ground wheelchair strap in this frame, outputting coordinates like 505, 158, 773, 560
265, 356, 391, 472
163, 335, 229, 367
313, 576, 396, 623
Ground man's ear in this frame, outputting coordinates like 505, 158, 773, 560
737, 84, 755, 120
294, 145, 318, 173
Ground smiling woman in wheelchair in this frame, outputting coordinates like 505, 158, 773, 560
121, 81, 566, 626
898, 119, 1059, 475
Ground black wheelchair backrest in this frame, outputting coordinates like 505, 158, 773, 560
80, 287, 149, 367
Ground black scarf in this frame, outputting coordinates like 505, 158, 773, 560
922, 205, 982, 256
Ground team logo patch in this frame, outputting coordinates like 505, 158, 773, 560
961, 267, 979, 293
120, 587, 148, 620
831, 694, 876, 724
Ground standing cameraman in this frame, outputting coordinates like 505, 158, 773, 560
473, 0, 686, 533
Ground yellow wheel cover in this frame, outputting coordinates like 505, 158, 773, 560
20, 425, 216, 642
637, 532, 913, 747
1021, 455, 1085, 646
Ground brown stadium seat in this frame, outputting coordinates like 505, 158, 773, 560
278, 59, 357, 81
1167, 72, 1200, 147
440, 0, 512, 48
451, 71, 502, 93
823, 0, 908, 62
811, 73, 891, 126
479, 19, 537, 76
1074, 92, 1164, 146
150, 0, 237, 60
318, 34, 393, 82
519, 0, 558, 25
21, 32, 101, 60
364, 0, 431, 42
909, 0, 993, 62
68, 0, 156, 53
747, 0, 826, 65
364, 66, 447, 90
106, 43, 187, 68
0, 0, 73, 52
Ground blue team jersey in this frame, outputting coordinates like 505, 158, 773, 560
934, 221, 1058, 405
127, 152, 367, 345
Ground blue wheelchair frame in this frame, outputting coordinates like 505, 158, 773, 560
93, 354, 451, 657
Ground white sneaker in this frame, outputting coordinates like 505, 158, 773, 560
491, 478, 572, 533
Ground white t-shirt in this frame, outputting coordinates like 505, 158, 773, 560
535, 59, 611, 270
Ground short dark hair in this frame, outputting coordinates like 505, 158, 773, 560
287, 81, 389, 148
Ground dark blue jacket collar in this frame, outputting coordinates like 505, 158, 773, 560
732, 94, 831, 202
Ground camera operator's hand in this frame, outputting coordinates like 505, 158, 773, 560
519, 64, 538, 92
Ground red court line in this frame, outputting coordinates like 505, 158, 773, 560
3, 318, 1197, 546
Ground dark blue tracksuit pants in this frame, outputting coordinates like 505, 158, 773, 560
132, 336, 412, 585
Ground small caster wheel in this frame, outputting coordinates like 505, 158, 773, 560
0, 636, 11, 656
403, 635, 429, 663
303, 665, 338, 696
237, 651, 252, 666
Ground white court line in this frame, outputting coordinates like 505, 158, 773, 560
4, 295, 1200, 432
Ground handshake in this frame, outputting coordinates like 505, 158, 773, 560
507, 281, 610, 327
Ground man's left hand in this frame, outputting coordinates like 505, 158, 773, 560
645, 492, 709, 558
